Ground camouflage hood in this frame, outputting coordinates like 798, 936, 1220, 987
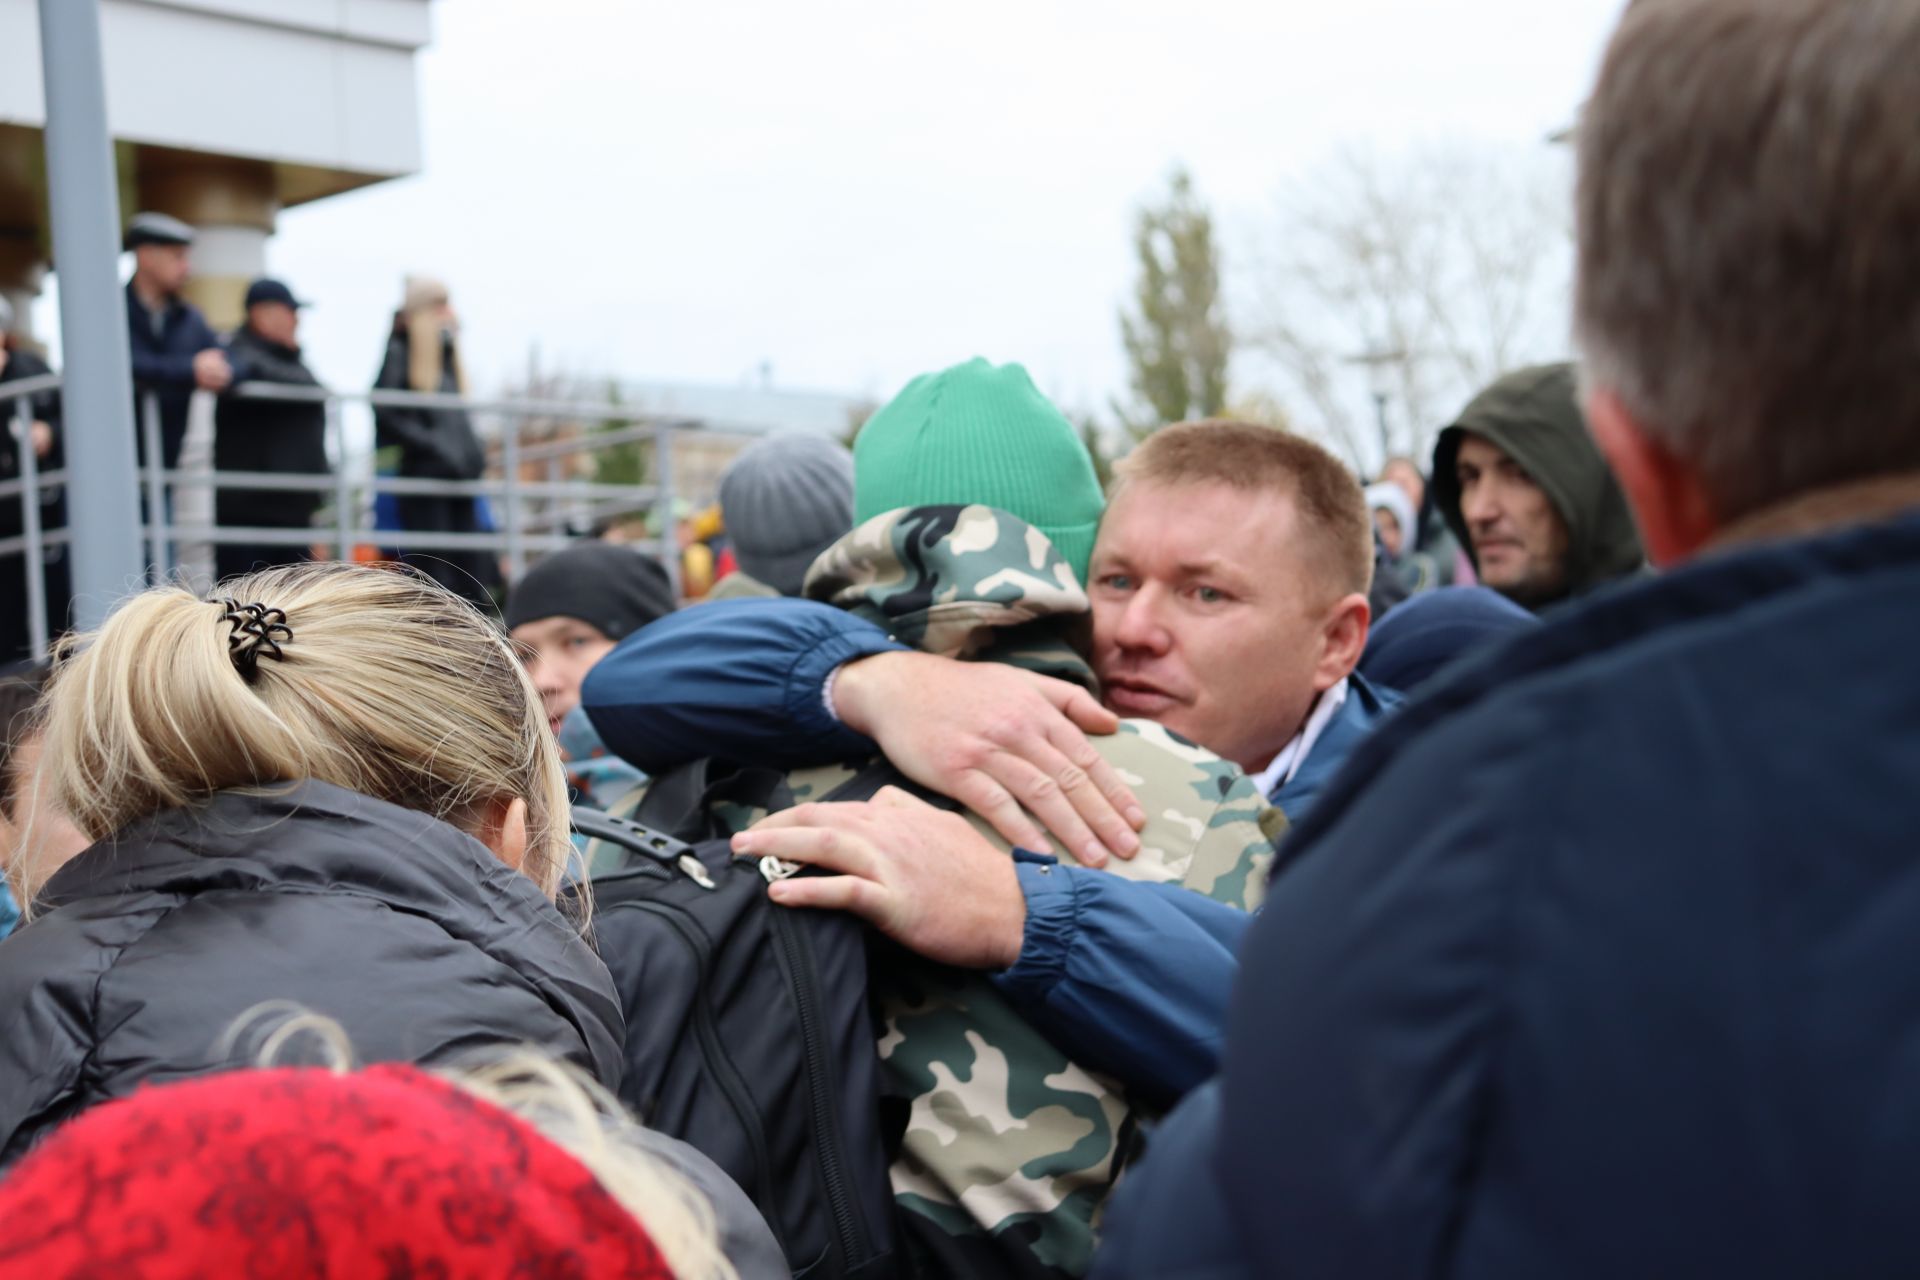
802, 504, 1098, 688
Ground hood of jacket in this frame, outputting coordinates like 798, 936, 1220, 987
802, 503, 1098, 688
1430, 363, 1645, 606
37, 779, 624, 1086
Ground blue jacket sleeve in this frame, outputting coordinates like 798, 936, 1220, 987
992, 856, 1250, 1110
582, 598, 908, 774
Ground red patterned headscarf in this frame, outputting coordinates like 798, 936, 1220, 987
0, 1064, 675, 1279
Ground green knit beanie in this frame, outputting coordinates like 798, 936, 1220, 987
853, 358, 1106, 583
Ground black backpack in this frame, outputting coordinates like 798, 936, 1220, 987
570, 760, 911, 1280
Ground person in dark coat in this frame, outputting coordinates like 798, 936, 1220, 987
373, 275, 500, 609
0, 299, 69, 661
1429, 362, 1645, 612
122, 212, 230, 471
0, 562, 622, 1165
213, 278, 330, 581
1095, 2, 1920, 1276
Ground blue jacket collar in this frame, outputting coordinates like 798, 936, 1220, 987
1268, 673, 1401, 824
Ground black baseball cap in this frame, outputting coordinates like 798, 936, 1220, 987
244, 278, 310, 310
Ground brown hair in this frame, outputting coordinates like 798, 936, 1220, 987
1575, 0, 1920, 519
1114, 420, 1373, 597
14, 563, 569, 910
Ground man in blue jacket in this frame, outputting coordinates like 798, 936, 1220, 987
123, 211, 230, 472
1094, 2, 1920, 1276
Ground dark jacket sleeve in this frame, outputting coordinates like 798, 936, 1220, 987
992, 856, 1249, 1110
582, 598, 906, 773
128, 339, 199, 387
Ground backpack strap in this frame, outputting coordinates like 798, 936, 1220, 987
569, 807, 719, 890
815, 759, 961, 812
634, 758, 796, 842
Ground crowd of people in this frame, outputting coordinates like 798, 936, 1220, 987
2, 0, 1918, 1275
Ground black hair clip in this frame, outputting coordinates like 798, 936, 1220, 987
219, 599, 293, 680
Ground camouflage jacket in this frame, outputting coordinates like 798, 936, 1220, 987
595, 504, 1279, 1278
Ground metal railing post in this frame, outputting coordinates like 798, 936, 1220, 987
327, 395, 352, 563
502, 414, 525, 582
12, 395, 49, 657
141, 392, 169, 579
652, 420, 681, 599
37, 0, 144, 626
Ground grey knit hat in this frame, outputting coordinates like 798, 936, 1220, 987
718, 434, 856, 597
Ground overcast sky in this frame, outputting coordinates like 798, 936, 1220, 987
255, 0, 1626, 424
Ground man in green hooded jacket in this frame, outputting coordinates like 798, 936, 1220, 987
1430, 363, 1645, 611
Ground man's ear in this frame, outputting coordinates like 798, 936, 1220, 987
1585, 388, 1718, 566
476, 795, 530, 871
1316, 593, 1371, 692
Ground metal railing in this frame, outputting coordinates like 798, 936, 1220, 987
1, 375, 763, 659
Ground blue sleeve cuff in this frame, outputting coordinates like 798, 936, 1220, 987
780, 625, 906, 758
994, 854, 1079, 999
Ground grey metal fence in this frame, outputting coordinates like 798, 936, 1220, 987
1, 376, 761, 659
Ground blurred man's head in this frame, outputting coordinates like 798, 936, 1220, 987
1575, 0, 1920, 563
1431, 364, 1643, 611
505, 543, 674, 735
719, 434, 855, 596
124, 213, 195, 298
243, 279, 305, 347
1091, 422, 1373, 773
1380, 456, 1427, 514
0, 664, 87, 875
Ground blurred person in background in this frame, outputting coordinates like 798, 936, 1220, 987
213, 278, 329, 581
1380, 453, 1469, 586
0, 297, 67, 661
505, 540, 674, 811
123, 212, 229, 474
374, 275, 500, 609
708, 433, 855, 600
1429, 363, 1644, 612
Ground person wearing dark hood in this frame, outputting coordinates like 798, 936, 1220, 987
1429, 362, 1644, 611
373, 275, 500, 609
212, 279, 330, 581
0, 562, 625, 1164
504, 541, 675, 810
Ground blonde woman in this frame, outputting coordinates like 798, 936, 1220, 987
372, 274, 502, 608
0, 562, 624, 1164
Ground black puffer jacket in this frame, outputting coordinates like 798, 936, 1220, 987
0, 780, 624, 1164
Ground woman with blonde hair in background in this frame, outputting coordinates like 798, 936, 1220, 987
0, 562, 624, 1163
372, 274, 503, 608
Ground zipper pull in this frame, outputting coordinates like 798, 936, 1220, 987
759, 855, 802, 884
677, 854, 718, 890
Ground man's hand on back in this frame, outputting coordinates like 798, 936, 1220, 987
737, 787, 1028, 971
831, 650, 1145, 867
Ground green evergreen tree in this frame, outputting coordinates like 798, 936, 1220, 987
1117, 167, 1231, 436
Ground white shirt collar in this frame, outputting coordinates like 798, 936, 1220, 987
1249, 677, 1351, 798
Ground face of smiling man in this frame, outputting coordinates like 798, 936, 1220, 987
1087, 476, 1366, 774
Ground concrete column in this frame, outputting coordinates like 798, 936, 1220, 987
138, 154, 279, 586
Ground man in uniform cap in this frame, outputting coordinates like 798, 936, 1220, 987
123, 211, 230, 476
211, 278, 329, 581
